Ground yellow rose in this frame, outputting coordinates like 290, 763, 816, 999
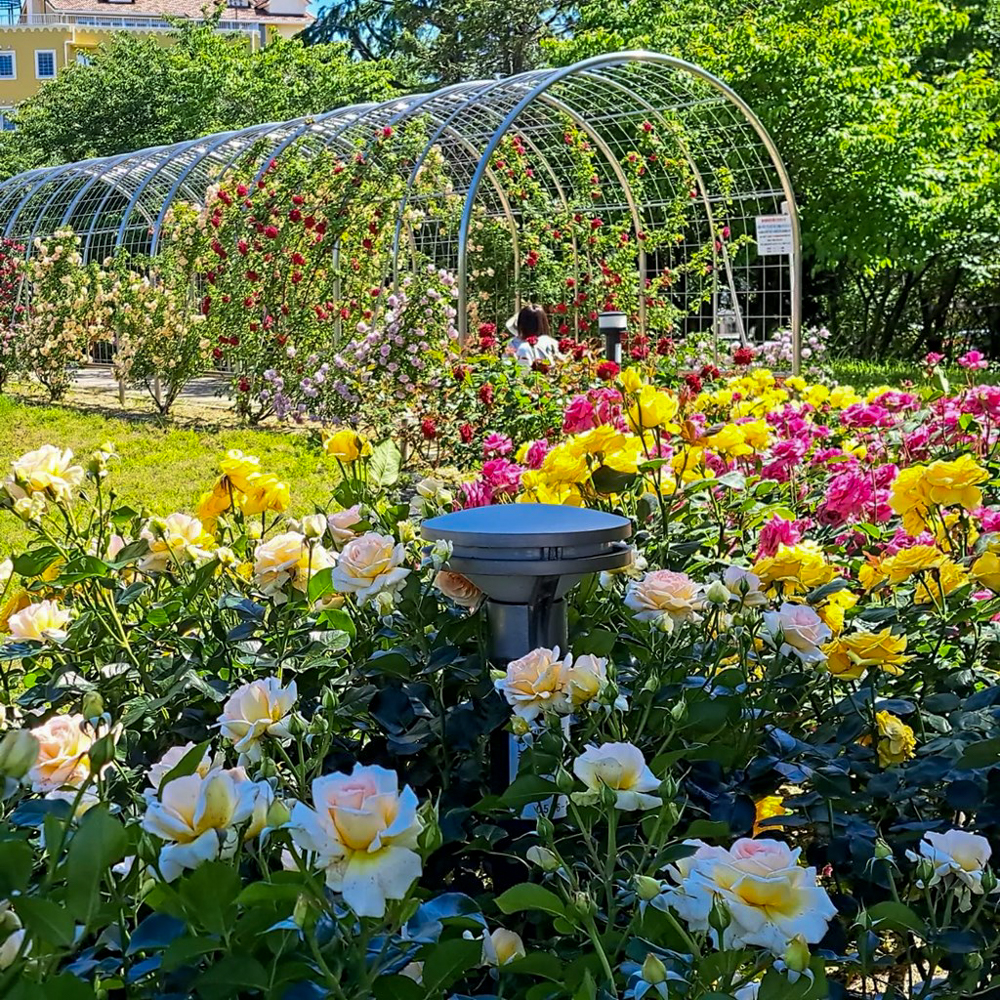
817, 589, 858, 636
196, 483, 235, 524
858, 556, 887, 592
861, 711, 916, 767
740, 420, 772, 451
628, 385, 679, 431
881, 544, 946, 584
240, 473, 290, 515
618, 368, 644, 393
754, 795, 791, 836
822, 628, 909, 680
218, 450, 261, 495
920, 455, 988, 510
972, 551, 1000, 592
323, 429, 370, 463
569, 426, 623, 456
540, 444, 589, 485
603, 438, 645, 475
752, 542, 834, 596
705, 424, 751, 457
914, 559, 969, 605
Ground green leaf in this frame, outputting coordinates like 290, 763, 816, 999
591, 465, 638, 495
957, 737, 1000, 769
158, 741, 211, 795
11, 546, 61, 578
372, 976, 424, 1000
195, 955, 269, 997
0, 840, 33, 895
56, 555, 109, 583
162, 935, 222, 973
236, 881, 304, 906
66, 805, 128, 922
307, 566, 335, 603
369, 439, 402, 487
13, 896, 75, 948
179, 862, 241, 937
107, 538, 149, 568
503, 952, 565, 979
867, 901, 926, 934
421, 936, 483, 993
496, 882, 566, 918
317, 606, 356, 638
497, 775, 558, 810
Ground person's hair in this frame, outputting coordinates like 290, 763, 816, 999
516, 304, 549, 338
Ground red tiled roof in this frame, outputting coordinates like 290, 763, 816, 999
44, 0, 312, 21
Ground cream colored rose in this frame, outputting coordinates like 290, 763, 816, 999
665, 837, 837, 955
217, 677, 297, 761
28, 713, 94, 792
4, 445, 84, 502
572, 741, 660, 811
332, 532, 410, 606
565, 654, 609, 707
434, 571, 482, 609
495, 647, 571, 721
327, 505, 362, 544
7, 600, 71, 642
763, 603, 831, 664
253, 532, 335, 603
141, 768, 262, 881
145, 742, 225, 797
907, 829, 992, 900
0, 559, 11, 588
139, 513, 214, 574
289, 763, 423, 918
723, 565, 769, 607
483, 928, 526, 967
625, 570, 704, 625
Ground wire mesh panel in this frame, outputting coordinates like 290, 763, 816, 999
0, 51, 801, 367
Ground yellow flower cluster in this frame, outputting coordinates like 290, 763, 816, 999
861, 711, 917, 768
862, 544, 970, 604
889, 455, 989, 536
751, 542, 835, 597
823, 628, 910, 680
196, 451, 291, 530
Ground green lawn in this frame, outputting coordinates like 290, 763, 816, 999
0, 396, 339, 556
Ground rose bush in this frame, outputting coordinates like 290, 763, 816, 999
2, 358, 1000, 998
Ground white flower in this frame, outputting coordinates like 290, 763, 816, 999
434, 570, 482, 608
139, 513, 214, 573
7, 600, 71, 642
762, 603, 831, 664
625, 570, 704, 625
495, 647, 571, 721
482, 927, 525, 967
217, 677, 297, 761
289, 763, 423, 918
564, 654, 610, 708
723, 565, 769, 607
253, 532, 335, 603
333, 532, 410, 606
301, 514, 327, 539
4, 445, 84, 502
327, 505, 362, 544
0, 559, 11, 587
572, 742, 660, 811
0, 900, 27, 969
28, 713, 94, 792
734, 985, 760, 1000
665, 838, 837, 955
141, 769, 262, 881
145, 742, 225, 798
906, 829, 992, 897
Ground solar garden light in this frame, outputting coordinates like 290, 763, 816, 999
421, 503, 633, 787
599, 310, 627, 365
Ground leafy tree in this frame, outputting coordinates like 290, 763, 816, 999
305, 0, 576, 83
554, 0, 1000, 358
0, 5, 398, 180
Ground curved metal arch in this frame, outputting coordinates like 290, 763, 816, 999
455, 50, 801, 369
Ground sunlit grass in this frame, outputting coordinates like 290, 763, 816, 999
0, 396, 339, 556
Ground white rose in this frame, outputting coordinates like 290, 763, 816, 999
301, 514, 328, 540
564, 654, 610, 707
665, 837, 837, 955
141, 769, 261, 881
0, 900, 27, 969
625, 570, 704, 625
723, 565, 769, 607
27, 713, 96, 792
572, 741, 660, 812
289, 763, 423, 918
7, 600, 71, 643
4, 445, 84, 502
145, 742, 225, 798
253, 532, 335, 604
327, 505, 362, 544
494, 647, 571, 721
482, 927, 525, 967
906, 829, 992, 897
0, 559, 12, 587
218, 677, 297, 761
434, 570, 482, 609
332, 532, 410, 606
762, 602, 831, 664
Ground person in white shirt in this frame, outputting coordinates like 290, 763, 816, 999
505, 305, 563, 366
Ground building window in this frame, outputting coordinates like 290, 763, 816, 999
0, 53, 15, 80
75, 51, 92, 66
0, 110, 15, 132
35, 50, 56, 79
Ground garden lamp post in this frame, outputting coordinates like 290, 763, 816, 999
422, 503, 633, 786
599, 311, 627, 366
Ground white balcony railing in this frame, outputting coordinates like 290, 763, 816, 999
5, 12, 263, 32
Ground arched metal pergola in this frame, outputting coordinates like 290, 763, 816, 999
0, 51, 802, 369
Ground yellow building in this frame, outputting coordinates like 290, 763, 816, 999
0, 0, 312, 127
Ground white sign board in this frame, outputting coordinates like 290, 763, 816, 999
755, 214, 794, 256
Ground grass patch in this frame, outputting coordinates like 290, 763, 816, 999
830, 358, 997, 391
0, 396, 339, 556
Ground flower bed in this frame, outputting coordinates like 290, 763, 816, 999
0, 360, 999, 999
